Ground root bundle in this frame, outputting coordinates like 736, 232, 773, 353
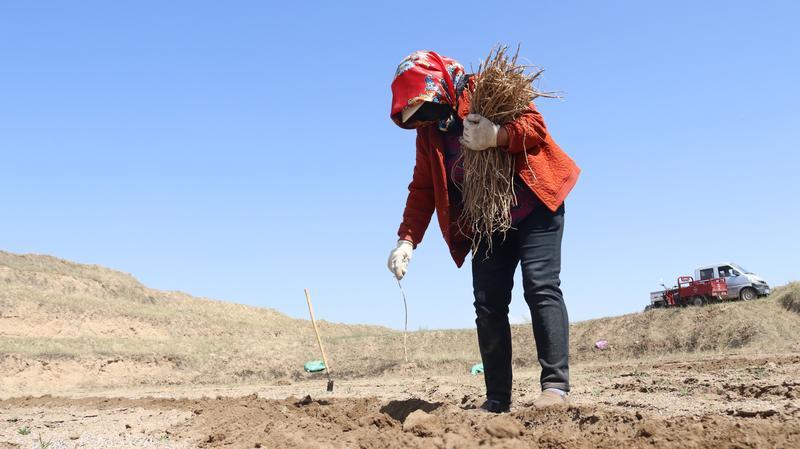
458, 45, 556, 256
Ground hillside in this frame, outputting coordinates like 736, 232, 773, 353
0, 250, 393, 394
2, 250, 799, 396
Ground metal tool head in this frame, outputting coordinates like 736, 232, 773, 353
326, 379, 334, 392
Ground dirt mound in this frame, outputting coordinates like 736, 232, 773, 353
5, 394, 798, 449
402, 409, 444, 437
2, 351, 799, 448
175, 396, 800, 449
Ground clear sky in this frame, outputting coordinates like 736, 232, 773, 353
2, 1, 798, 329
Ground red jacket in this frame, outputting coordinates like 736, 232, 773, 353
397, 102, 580, 267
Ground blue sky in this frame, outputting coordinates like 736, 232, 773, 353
2, 1, 798, 329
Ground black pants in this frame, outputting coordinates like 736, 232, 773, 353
472, 202, 569, 403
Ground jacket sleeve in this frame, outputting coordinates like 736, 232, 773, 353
397, 131, 436, 247
502, 103, 549, 154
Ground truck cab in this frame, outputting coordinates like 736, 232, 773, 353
693, 263, 770, 301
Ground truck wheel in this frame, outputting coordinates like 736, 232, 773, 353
740, 287, 757, 301
644, 305, 652, 312
692, 296, 706, 306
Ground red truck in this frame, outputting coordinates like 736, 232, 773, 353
647, 276, 728, 309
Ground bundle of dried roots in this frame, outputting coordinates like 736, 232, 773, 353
458, 45, 556, 256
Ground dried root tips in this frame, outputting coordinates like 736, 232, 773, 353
457, 45, 556, 256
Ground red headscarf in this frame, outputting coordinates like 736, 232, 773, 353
390, 50, 467, 129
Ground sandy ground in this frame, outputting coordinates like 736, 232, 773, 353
2, 352, 799, 448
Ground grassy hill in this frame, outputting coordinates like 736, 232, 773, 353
2, 250, 799, 395
0, 251, 394, 393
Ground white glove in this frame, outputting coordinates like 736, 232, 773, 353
387, 240, 413, 280
461, 113, 499, 151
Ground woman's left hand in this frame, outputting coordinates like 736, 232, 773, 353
461, 113, 500, 151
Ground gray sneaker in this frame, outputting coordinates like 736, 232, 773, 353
532, 390, 568, 408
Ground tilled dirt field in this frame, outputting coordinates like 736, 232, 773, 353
2, 352, 799, 449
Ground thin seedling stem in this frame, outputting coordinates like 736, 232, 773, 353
397, 279, 409, 363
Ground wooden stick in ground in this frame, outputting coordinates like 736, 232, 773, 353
304, 288, 334, 391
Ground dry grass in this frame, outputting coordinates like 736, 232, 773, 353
775, 281, 800, 313
570, 292, 800, 361
0, 251, 392, 390
2, 250, 799, 394
458, 45, 555, 255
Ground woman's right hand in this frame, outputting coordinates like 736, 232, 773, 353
387, 240, 413, 280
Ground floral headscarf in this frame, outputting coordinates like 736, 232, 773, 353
390, 50, 467, 129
